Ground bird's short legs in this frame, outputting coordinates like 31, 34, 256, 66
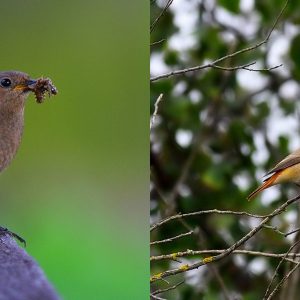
0, 226, 26, 247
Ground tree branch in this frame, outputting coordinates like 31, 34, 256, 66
150, 194, 300, 282
151, 280, 184, 296
150, 209, 268, 232
150, 0, 289, 82
150, 230, 193, 245
0, 232, 60, 300
266, 260, 300, 299
150, 93, 164, 130
150, 0, 174, 33
263, 240, 300, 299
151, 249, 300, 264
150, 39, 166, 47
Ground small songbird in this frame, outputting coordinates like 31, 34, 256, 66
0, 71, 56, 173
0, 71, 36, 172
247, 149, 300, 200
0, 70, 57, 245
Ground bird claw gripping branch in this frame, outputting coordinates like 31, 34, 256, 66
29, 78, 58, 103
0, 227, 26, 247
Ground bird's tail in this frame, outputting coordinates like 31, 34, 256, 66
247, 171, 282, 201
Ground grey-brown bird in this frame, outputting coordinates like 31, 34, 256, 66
248, 149, 300, 200
0, 71, 57, 173
0, 70, 57, 245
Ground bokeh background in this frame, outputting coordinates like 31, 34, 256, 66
0, 1, 147, 299
150, 0, 300, 299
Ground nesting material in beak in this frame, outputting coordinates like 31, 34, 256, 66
31, 78, 57, 103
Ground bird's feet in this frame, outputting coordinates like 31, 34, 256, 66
0, 227, 26, 247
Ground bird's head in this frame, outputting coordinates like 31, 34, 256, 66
0, 71, 36, 109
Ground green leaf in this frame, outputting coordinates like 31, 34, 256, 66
219, 0, 240, 13
202, 165, 225, 190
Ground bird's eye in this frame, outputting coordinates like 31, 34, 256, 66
0, 78, 11, 88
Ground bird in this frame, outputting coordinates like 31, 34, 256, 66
0, 71, 38, 173
0, 70, 57, 245
247, 149, 300, 200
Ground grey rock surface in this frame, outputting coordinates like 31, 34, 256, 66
0, 232, 60, 300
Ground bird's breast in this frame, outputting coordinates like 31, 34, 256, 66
274, 164, 300, 185
0, 110, 24, 173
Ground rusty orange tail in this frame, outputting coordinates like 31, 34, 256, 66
247, 171, 282, 201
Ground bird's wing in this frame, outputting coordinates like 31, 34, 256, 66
264, 151, 300, 178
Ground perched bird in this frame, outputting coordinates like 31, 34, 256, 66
247, 149, 300, 200
0, 71, 57, 173
0, 71, 57, 245
0, 71, 35, 172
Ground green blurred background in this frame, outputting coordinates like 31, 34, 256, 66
0, 1, 147, 299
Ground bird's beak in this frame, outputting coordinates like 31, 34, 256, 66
27, 79, 37, 87
14, 79, 37, 92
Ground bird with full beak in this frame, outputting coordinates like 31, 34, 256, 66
0, 71, 57, 173
248, 149, 300, 200
0, 70, 57, 245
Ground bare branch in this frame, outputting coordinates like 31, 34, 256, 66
151, 249, 300, 264
151, 39, 166, 47
266, 260, 300, 299
152, 281, 184, 296
211, 62, 283, 72
150, 294, 167, 300
263, 224, 285, 236
164, 147, 198, 212
150, 93, 164, 129
150, 0, 174, 33
263, 240, 300, 299
150, 230, 193, 245
242, 64, 283, 72
150, 0, 289, 82
150, 194, 300, 282
284, 227, 300, 237
150, 209, 268, 232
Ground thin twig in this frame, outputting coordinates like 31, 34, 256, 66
263, 225, 285, 236
151, 39, 166, 47
150, 249, 299, 264
284, 227, 300, 237
243, 64, 283, 72
150, 209, 268, 232
279, 203, 300, 299
150, 194, 300, 282
150, 230, 193, 245
152, 280, 185, 296
150, 0, 289, 82
263, 240, 300, 299
150, 93, 164, 129
150, 0, 174, 33
165, 140, 199, 211
266, 260, 300, 299
211, 62, 282, 72
150, 294, 167, 300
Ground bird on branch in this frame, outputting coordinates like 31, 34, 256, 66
0, 70, 57, 243
248, 149, 300, 200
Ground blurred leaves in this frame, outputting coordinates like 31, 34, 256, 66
290, 34, 300, 80
219, 0, 240, 14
